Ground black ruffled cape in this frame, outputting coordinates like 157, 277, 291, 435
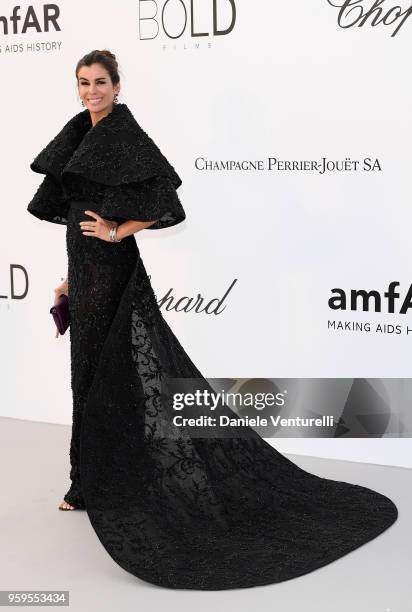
27, 103, 185, 230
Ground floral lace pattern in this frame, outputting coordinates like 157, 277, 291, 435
27, 104, 398, 590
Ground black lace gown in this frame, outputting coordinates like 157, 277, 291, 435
27, 103, 398, 590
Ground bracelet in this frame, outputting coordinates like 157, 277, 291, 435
109, 226, 122, 242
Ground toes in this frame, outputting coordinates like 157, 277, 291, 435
59, 500, 75, 510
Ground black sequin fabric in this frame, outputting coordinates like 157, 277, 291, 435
27, 103, 398, 590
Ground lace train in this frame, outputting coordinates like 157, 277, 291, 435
63, 202, 398, 590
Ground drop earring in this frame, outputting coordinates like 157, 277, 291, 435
114, 94, 118, 104
80, 98, 85, 106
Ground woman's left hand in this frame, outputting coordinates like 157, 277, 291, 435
80, 210, 119, 242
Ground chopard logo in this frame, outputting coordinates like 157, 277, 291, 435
329, 282, 412, 314
327, 0, 412, 36
0, 4, 61, 35
154, 278, 238, 315
138, 0, 236, 41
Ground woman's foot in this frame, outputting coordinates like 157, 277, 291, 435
59, 480, 86, 510
58, 499, 76, 510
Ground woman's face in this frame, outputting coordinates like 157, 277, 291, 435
77, 63, 120, 115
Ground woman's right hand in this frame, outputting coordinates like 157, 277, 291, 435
54, 278, 69, 304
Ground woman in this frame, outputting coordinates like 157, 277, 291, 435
27, 49, 398, 590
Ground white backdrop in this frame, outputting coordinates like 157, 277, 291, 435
1, 0, 411, 466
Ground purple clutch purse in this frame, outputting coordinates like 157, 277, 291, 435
50, 293, 70, 337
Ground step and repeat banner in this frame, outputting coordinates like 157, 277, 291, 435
1, 1, 411, 466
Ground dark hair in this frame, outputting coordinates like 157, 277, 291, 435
75, 49, 120, 86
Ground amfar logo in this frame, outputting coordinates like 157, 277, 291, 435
329, 282, 412, 313
139, 0, 236, 41
327, 1, 412, 36
0, 5, 60, 35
